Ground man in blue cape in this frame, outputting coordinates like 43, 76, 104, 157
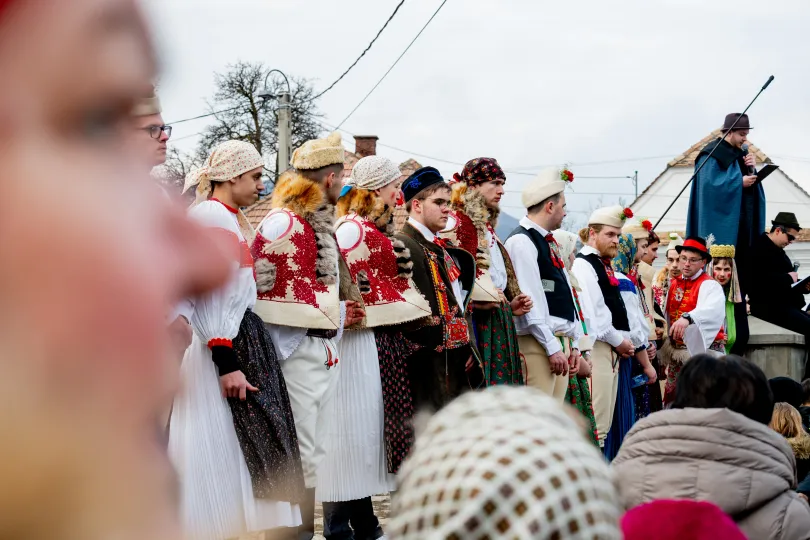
686, 112, 765, 355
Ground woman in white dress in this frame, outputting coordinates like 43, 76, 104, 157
320, 156, 431, 540
170, 140, 304, 540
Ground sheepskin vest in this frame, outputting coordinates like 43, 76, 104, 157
336, 213, 430, 327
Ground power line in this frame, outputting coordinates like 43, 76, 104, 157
166, 105, 245, 126
303, 0, 407, 103
336, 0, 449, 129
512, 154, 674, 171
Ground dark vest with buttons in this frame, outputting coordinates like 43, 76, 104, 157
507, 225, 577, 322
575, 252, 630, 331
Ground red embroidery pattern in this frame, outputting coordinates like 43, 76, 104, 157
666, 272, 724, 345
601, 257, 620, 287
545, 234, 566, 269
251, 213, 329, 307
426, 250, 469, 351
343, 219, 409, 305
450, 211, 484, 278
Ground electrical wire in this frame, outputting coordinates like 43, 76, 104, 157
335, 0, 449, 129
303, 0, 407, 103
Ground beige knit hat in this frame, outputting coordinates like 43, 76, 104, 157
291, 132, 345, 170
389, 386, 622, 539
346, 155, 402, 190
131, 86, 162, 117
521, 167, 567, 209
588, 205, 632, 228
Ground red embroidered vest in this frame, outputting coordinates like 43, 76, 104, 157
336, 214, 430, 327
666, 272, 725, 345
440, 210, 500, 302
251, 209, 340, 330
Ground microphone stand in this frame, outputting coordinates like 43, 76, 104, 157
653, 75, 775, 230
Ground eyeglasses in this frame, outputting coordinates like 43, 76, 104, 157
780, 227, 796, 243
680, 256, 703, 264
142, 125, 172, 139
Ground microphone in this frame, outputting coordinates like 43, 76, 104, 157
794, 261, 801, 273
741, 143, 756, 176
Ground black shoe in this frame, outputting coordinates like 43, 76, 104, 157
297, 488, 316, 540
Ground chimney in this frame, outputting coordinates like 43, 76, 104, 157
354, 135, 378, 158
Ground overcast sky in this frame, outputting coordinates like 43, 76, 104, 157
142, 0, 810, 226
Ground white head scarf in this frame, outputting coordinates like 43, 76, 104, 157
183, 140, 264, 205
389, 386, 622, 539
184, 140, 264, 239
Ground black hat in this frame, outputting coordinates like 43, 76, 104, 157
772, 212, 801, 231
722, 113, 753, 132
675, 236, 712, 262
402, 166, 447, 203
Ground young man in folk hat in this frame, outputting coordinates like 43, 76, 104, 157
687, 112, 764, 352
173, 140, 305, 540
394, 166, 483, 412
571, 206, 636, 447
749, 212, 810, 364
130, 86, 172, 171
503, 167, 582, 401
252, 132, 365, 540
441, 157, 533, 386
318, 155, 431, 540
660, 236, 726, 405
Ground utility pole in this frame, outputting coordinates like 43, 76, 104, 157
633, 170, 638, 199
258, 68, 292, 183
277, 91, 292, 176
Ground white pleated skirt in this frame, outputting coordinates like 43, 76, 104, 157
169, 336, 301, 540
316, 329, 396, 502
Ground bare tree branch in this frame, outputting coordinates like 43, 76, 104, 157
185, 61, 325, 196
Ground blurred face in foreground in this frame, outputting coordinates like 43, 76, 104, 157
0, 1, 228, 538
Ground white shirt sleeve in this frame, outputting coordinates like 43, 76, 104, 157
488, 231, 509, 291
688, 280, 726, 350
505, 234, 561, 356
169, 298, 195, 324
617, 275, 647, 349
187, 202, 245, 346
572, 257, 625, 348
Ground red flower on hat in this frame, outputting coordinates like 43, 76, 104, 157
622, 207, 634, 220
560, 169, 574, 183
641, 219, 653, 232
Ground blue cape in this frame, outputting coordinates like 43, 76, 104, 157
686, 145, 765, 246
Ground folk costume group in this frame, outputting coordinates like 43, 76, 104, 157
166, 127, 748, 540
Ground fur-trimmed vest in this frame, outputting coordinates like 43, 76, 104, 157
441, 187, 521, 303
250, 171, 344, 330
336, 206, 431, 327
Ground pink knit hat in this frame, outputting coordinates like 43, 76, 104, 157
621, 500, 746, 540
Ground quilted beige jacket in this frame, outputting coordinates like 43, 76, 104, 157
613, 408, 810, 540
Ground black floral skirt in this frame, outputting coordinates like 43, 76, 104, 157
230, 310, 305, 503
